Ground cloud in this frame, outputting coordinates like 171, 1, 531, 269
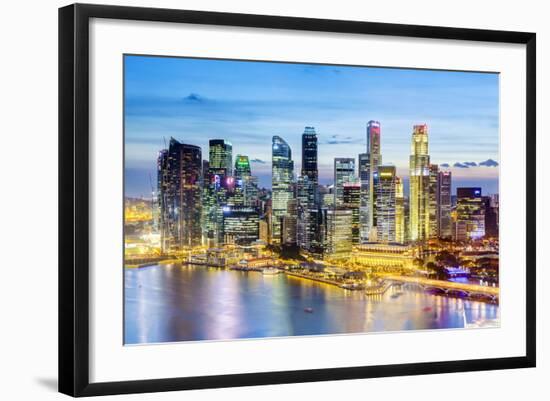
324, 134, 355, 145
183, 93, 204, 103
463, 161, 477, 167
250, 158, 266, 164
440, 163, 450, 168
479, 158, 499, 167
453, 162, 470, 168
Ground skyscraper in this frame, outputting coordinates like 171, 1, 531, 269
272, 136, 294, 244
158, 138, 202, 251
395, 176, 405, 244
208, 139, 233, 176
297, 127, 319, 252
296, 175, 316, 251
234, 155, 251, 206
234, 154, 251, 179
358, 121, 382, 243
343, 182, 361, 244
367, 120, 382, 169
375, 165, 397, 243
282, 199, 298, 245
358, 153, 370, 243
438, 171, 452, 239
334, 158, 355, 207
409, 124, 430, 242
204, 139, 233, 245
157, 149, 169, 250
482, 196, 499, 238
429, 164, 440, 239
301, 127, 318, 187
455, 187, 485, 241
326, 209, 353, 256
222, 206, 260, 245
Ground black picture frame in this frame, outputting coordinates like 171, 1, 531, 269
59, 3, 536, 397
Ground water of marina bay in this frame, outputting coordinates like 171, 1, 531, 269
124, 264, 499, 344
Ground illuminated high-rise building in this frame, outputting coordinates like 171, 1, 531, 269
222, 206, 260, 245
482, 196, 499, 238
428, 164, 440, 239
271, 136, 294, 243
358, 153, 370, 243
208, 139, 233, 176
343, 182, 361, 244
301, 126, 318, 188
438, 171, 452, 239
358, 121, 382, 243
395, 176, 405, 244
375, 165, 396, 243
234, 156, 259, 206
326, 209, 353, 257
158, 138, 202, 251
157, 149, 169, 250
234, 154, 251, 179
233, 155, 251, 206
455, 187, 485, 241
334, 158, 355, 207
367, 121, 382, 237
296, 128, 319, 252
367, 120, 382, 169
296, 175, 317, 251
409, 124, 430, 242
203, 139, 233, 245
282, 199, 298, 245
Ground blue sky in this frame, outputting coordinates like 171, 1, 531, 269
125, 55, 499, 197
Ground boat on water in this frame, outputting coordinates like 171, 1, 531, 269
262, 267, 281, 275
390, 291, 403, 299
304, 307, 314, 313
341, 283, 362, 290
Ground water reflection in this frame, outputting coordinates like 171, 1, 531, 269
124, 265, 500, 344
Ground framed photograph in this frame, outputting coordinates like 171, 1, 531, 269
59, 3, 536, 397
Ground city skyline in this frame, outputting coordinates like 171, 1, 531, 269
125, 55, 499, 197
124, 55, 500, 344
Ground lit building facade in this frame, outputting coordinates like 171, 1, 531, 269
334, 158, 355, 207
157, 149, 169, 248
222, 206, 260, 245
282, 199, 298, 245
326, 208, 353, 257
395, 177, 405, 244
208, 139, 233, 176
343, 182, 361, 244
301, 127, 318, 194
375, 165, 396, 243
233, 155, 252, 206
296, 175, 317, 251
158, 138, 202, 251
352, 243, 415, 270
357, 121, 382, 243
438, 170, 452, 239
203, 139, 234, 246
483, 196, 499, 238
455, 187, 485, 241
358, 152, 370, 243
409, 124, 430, 242
271, 136, 294, 243
366, 121, 382, 240
259, 219, 270, 243
428, 164, 439, 239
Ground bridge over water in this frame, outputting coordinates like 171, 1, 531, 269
383, 275, 499, 302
